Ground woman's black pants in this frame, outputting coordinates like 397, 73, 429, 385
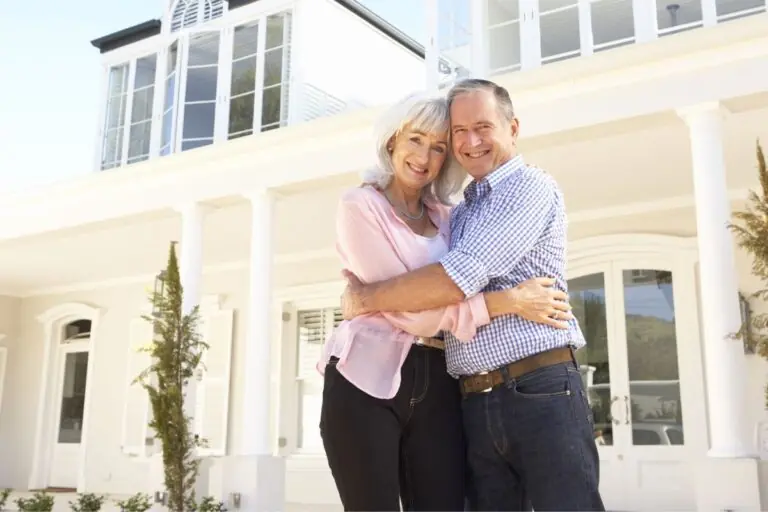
320, 345, 467, 511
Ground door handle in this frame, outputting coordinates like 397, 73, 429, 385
624, 395, 630, 425
610, 395, 620, 425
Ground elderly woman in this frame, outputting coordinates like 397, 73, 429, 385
317, 92, 571, 512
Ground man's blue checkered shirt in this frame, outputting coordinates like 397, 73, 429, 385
439, 155, 585, 377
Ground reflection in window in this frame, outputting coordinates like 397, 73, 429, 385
296, 307, 341, 451
128, 54, 157, 164
161, 42, 180, 156
181, 31, 221, 151
57, 351, 89, 444
591, 0, 635, 52
261, 12, 291, 131
656, 0, 703, 36
101, 64, 129, 170
539, 0, 580, 64
623, 269, 684, 446
569, 273, 612, 446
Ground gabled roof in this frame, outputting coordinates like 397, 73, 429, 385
90, 0, 426, 62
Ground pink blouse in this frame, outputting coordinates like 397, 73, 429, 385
316, 185, 491, 399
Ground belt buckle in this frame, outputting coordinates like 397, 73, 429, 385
477, 371, 493, 393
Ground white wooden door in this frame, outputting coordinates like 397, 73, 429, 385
569, 257, 706, 511
48, 341, 90, 488
611, 258, 706, 511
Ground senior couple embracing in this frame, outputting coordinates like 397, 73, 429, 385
316, 78, 605, 512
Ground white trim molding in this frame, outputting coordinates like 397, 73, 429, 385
28, 302, 105, 492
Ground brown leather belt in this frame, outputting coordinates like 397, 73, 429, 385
459, 346, 575, 397
413, 336, 445, 351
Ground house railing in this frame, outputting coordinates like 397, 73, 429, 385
469, 0, 767, 77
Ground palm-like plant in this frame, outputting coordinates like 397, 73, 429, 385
728, 141, 768, 405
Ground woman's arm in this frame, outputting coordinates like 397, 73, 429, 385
336, 191, 491, 341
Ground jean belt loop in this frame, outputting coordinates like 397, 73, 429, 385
499, 365, 513, 388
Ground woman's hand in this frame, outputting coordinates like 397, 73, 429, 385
500, 277, 574, 329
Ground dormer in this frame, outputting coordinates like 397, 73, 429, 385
90, 0, 428, 172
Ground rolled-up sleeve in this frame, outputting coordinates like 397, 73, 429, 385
440, 172, 557, 297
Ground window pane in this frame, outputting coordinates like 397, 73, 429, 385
185, 66, 218, 102
131, 87, 154, 124
622, 269, 684, 446
128, 121, 152, 162
135, 54, 157, 89
261, 86, 282, 128
264, 48, 283, 88
183, 102, 216, 139
266, 13, 285, 49
188, 31, 221, 66
57, 352, 89, 444
233, 22, 260, 60
229, 93, 255, 137
231, 58, 257, 96
569, 273, 613, 446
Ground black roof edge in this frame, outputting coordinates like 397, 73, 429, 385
90, 1, 454, 73
90, 19, 162, 54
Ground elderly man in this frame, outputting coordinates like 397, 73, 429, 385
341, 78, 605, 511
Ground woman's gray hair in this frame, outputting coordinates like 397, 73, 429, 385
360, 91, 466, 206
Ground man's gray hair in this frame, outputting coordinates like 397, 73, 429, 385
447, 78, 516, 123
360, 91, 466, 206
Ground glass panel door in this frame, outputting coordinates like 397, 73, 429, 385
179, 29, 223, 152
620, 268, 684, 447
56, 351, 89, 444
569, 272, 614, 446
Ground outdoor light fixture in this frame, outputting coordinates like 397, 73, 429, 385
154, 491, 167, 505
230, 492, 242, 509
152, 270, 168, 319
739, 292, 754, 354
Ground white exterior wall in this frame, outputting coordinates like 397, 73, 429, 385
0, 8, 768, 511
293, 0, 425, 109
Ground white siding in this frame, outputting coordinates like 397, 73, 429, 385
294, 0, 425, 115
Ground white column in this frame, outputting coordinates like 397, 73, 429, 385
677, 102, 752, 458
176, 203, 207, 315
469, 0, 489, 79
424, 0, 440, 92
241, 189, 275, 455
175, 203, 208, 433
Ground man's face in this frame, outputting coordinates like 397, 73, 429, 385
449, 89, 519, 181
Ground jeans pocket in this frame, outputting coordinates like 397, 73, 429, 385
513, 365, 572, 399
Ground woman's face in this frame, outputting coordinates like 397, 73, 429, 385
389, 124, 449, 193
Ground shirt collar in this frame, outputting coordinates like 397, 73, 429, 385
463, 154, 525, 203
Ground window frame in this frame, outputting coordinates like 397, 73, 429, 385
276, 281, 344, 465
94, 0, 296, 172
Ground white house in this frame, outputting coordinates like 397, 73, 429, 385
0, 0, 768, 510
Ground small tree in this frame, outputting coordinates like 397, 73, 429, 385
729, 141, 768, 406
134, 242, 209, 511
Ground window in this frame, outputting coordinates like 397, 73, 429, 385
100, 64, 129, 170
229, 11, 292, 139
296, 307, 342, 452
97, 8, 293, 170
99, 53, 158, 171
170, 0, 226, 33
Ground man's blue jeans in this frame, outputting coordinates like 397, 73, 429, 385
461, 361, 605, 511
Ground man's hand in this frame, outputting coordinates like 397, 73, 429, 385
340, 269, 370, 320
508, 277, 574, 328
